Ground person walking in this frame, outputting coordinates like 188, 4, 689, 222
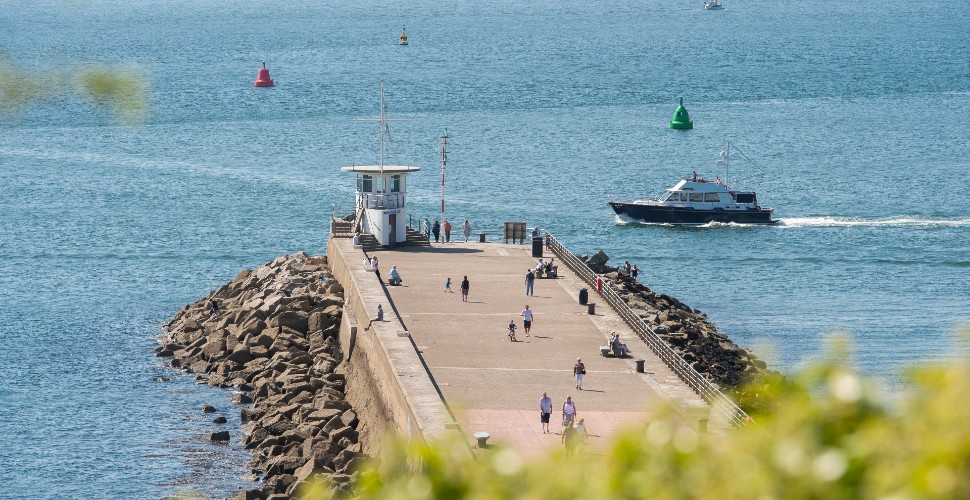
443, 220, 452, 243
539, 392, 553, 434
574, 418, 589, 448
521, 305, 533, 337
562, 395, 577, 427
444, 277, 453, 293
574, 358, 586, 390
460, 276, 470, 302
423, 217, 431, 239
462, 219, 471, 242
507, 320, 517, 341
432, 220, 441, 243
525, 268, 535, 296
562, 424, 580, 458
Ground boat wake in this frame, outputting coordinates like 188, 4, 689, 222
615, 214, 970, 229
776, 216, 970, 228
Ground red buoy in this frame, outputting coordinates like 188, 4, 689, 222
254, 62, 274, 87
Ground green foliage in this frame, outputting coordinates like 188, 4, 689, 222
0, 55, 147, 123
302, 332, 970, 499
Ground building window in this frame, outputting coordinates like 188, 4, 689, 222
362, 175, 373, 192
376, 176, 386, 192
390, 175, 401, 192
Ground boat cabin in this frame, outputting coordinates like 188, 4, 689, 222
651, 176, 759, 210
342, 165, 420, 247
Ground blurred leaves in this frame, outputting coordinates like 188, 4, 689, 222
302, 330, 970, 499
0, 55, 148, 124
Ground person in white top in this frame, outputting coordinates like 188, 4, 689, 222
462, 219, 471, 242
521, 305, 534, 336
539, 392, 553, 434
562, 395, 577, 427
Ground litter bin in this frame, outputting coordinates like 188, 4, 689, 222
697, 419, 708, 433
587, 303, 596, 315
479, 233, 486, 243
531, 237, 543, 258
578, 288, 588, 305
635, 359, 645, 373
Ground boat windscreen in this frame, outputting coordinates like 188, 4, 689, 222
735, 193, 755, 204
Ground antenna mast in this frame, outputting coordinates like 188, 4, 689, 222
354, 78, 407, 177
440, 128, 449, 217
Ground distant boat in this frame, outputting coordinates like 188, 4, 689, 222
704, 0, 725, 10
608, 142, 777, 225
399, 27, 408, 46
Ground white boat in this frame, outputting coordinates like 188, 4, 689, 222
399, 27, 408, 45
608, 142, 777, 225
704, 0, 724, 10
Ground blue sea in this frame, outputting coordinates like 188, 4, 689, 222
2, 0, 968, 497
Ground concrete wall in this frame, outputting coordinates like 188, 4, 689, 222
327, 234, 463, 456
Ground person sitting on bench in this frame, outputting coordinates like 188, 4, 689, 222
389, 265, 402, 285
610, 333, 630, 357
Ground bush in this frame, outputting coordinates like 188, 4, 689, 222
302, 333, 970, 499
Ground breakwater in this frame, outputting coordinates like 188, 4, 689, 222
158, 253, 361, 498
580, 250, 776, 409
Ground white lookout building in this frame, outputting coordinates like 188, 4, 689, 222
342, 80, 420, 247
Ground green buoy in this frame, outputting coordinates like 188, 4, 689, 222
669, 97, 694, 130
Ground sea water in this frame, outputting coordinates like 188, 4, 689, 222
1, 0, 968, 497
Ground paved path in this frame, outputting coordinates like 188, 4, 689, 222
353, 239, 710, 456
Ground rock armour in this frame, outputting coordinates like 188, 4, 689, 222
158, 252, 360, 499
581, 253, 774, 391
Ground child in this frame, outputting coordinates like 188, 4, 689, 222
444, 277, 453, 293
507, 320, 517, 341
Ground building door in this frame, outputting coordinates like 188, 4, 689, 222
388, 214, 397, 247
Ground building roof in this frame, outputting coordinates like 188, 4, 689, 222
340, 165, 421, 173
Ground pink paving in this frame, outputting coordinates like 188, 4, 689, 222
358, 239, 712, 453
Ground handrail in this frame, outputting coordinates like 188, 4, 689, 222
544, 231, 752, 429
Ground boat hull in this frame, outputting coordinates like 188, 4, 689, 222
609, 202, 777, 224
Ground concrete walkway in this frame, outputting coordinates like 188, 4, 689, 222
339, 238, 711, 456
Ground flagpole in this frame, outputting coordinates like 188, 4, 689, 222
440, 128, 449, 219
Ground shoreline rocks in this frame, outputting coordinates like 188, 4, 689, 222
581, 252, 779, 410
158, 252, 363, 499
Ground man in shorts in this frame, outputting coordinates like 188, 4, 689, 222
521, 305, 533, 337
539, 391, 553, 434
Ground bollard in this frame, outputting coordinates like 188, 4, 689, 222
697, 418, 708, 433
635, 359, 645, 373
578, 288, 588, 305
479, 233, 486, 243
587, 303, 596, 315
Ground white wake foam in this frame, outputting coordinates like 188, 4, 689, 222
776, 216, 970, 228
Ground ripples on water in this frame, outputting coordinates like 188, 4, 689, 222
1, 0, 969, 497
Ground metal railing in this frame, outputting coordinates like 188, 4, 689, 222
545, 231, 752, 429
359, 192, 406, 210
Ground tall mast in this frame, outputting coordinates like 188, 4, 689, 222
718, 140, 731, 186
354, 78, 406, 176
440, 128, 449, 217
379, 79, 385, 175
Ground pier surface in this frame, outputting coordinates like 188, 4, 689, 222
330, 238, 712, 455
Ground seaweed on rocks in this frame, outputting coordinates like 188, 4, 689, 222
158, 252, 362, 499
580, 252, 782, 414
